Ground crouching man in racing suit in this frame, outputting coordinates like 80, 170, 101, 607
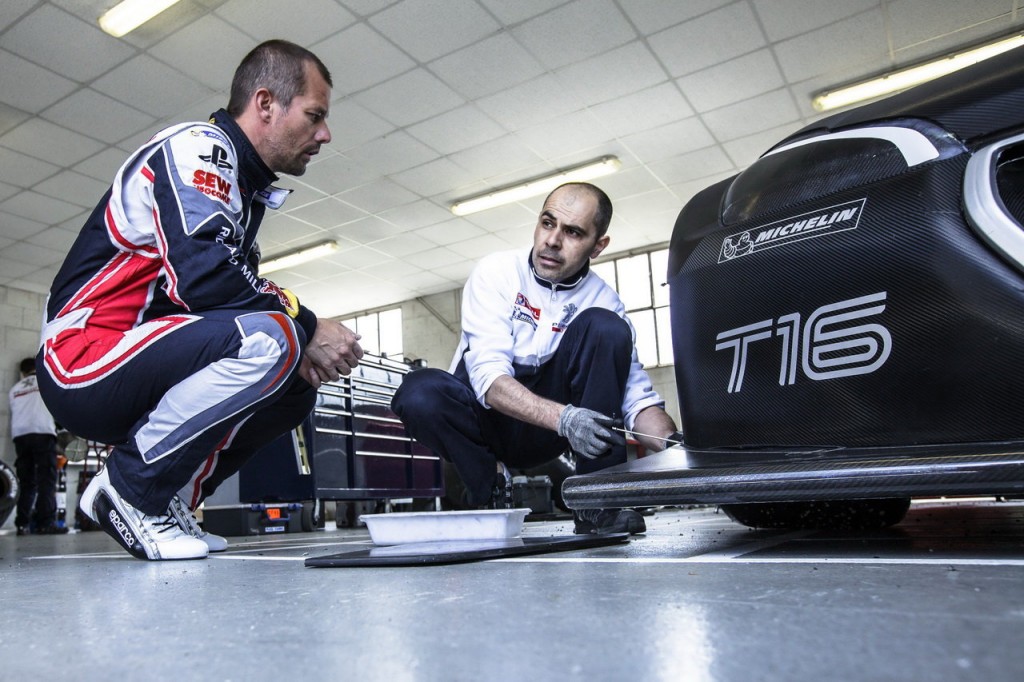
392, 182, 679, 535
36, 40, 362, 561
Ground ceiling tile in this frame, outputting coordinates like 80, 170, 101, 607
515, 110, 610, 159
0, 189, 83, 225
336, 178, 419, 214
476, 0, 569, 25
33, 170, 109, 209
338, 0, 399, 18
312, 22, 415, 95
752, 0, 879, 42
285, 196, 368, 229
257, 214, 331, 250
888, 0, 1016, 51
0, 117, 106, 167
0, 102, 29, 137
0, 210, 47, 240
214, 0, 356, 44
678, 49, 785, 113
476, 74, 585, 130
0, 0, 34, 27
26, 225, 78, 252
73, 148, 130, 183
649, 2, 766, 77
620, 0, 737, 34
701, 89, 801, 141
0, 239, 65, 266
647, 145, 735, 187
334, 215, 407, 244
406, 105, 507, 156
0, 147, 61, 189
619, 116, 715, 164
447, 136, 545, 187
414, 245, 466, 269
299, 152, 380, 196
555, 40, 669, 108
327, 99, 396, 152
369, 0, 500, 62
0, 255, 41, 281
92, 54, 218, 118
342, 130, 438, 177
149, 14, 255, 90
390, 157, 479, 198
354, 68, 465, 127
378, 199, 455, 233
0, 4, 135, 81
41, 89, 156, 145
513, 0, 635, 70
773, 10, 888, 83
414, 219, 486, 247
588, 82, 693, 138
368, 232, 437, 258
446, 232, 508, 259
0, 49, 77, 114
429, 32, 545, 100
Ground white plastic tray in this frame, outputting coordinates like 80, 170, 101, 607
360, 509, 530, 546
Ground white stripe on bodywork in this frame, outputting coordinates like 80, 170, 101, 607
764, 126, 941, 167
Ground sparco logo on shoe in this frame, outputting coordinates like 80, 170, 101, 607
108, 509, 136, 546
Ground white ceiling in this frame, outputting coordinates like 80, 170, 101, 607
1, 0, 1022, 318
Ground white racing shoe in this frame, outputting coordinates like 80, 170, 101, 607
79, 467, 209, 561
168, 496, 228, 553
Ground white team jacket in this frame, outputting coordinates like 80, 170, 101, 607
451, 247, 664, 430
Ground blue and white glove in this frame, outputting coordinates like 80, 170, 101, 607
557, 405, 626, 460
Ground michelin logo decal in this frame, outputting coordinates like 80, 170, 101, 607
719, 199, 865, 263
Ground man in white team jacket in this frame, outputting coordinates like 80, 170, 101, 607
392, 182, 678, 535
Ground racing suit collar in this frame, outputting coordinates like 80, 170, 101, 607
528, 249, 590, 291
209, 109, 278, 192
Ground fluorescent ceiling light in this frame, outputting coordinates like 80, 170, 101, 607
260, 240, 339, 275
99, 0, 183, 37
812, 33, 1024, 112
451, 156, 622, 216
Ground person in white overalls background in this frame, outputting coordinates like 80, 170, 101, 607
9, 358, 65, 535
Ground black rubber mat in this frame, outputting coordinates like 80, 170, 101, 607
304, 533, 630, 567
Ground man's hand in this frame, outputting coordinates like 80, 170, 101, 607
300, 318, 364, 388
557, 405, 627, 459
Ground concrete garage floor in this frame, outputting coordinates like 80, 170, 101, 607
1, 500, 1022, 681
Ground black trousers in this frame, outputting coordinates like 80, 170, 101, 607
392, 308, 633, 506
13, 433, 58, 528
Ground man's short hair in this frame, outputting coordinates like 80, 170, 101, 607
227, 40, 332, 117
546, 182, 613, 237
19, 358, 35, 375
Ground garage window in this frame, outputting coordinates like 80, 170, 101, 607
338, 308, 403, 359
591, 248, 673, 367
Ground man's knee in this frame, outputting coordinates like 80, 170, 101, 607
570, 308, 632, 350
392, 368, 467, 420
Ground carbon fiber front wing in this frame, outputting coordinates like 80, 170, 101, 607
560, 443, 1024, 510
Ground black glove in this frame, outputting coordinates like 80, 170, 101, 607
557, 405, 627, 459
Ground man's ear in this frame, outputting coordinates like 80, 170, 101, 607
254, 88, 274, 122
591, 235, 610, 259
